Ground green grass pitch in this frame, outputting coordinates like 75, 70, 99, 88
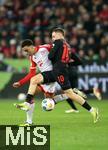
0, 99, 108, 150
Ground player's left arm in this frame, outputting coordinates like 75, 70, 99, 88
69, 53, 82, 66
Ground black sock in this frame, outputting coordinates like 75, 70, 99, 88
26, 94, 34, 103
82, 101, 92, 111
66, 98, 78, 110
52, 99, 57, 105
81, 89, 93, 94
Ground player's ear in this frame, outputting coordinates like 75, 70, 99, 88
49, 26, 58, 37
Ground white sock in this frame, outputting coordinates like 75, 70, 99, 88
53, 94, 68, 103
89, 107, 94, 112
26, 102, 35, 124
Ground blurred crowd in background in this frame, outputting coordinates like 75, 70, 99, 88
0, 0, 108, 61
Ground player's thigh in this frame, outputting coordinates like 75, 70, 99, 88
53, 68, 71, 90
63, 88, 75, 100
31, 74, 44, 84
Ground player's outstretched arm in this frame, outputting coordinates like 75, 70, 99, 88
12, 67, 36, 88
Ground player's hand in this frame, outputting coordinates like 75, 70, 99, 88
13, 82, 20, 88
69, 59, 74, 63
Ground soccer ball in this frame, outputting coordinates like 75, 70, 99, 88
17, 93, 26, 101
42, 98, 55, 111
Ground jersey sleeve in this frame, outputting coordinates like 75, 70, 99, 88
48, 40, 63, 61
18, 56, 36, 86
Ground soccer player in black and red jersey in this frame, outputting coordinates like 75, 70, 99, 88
47, 27, 99, 123
18, 30, 99, 123
13, 35, 99, 124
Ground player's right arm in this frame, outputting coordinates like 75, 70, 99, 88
13, 56, 36, 88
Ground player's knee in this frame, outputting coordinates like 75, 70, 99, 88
31, 76, 36, 84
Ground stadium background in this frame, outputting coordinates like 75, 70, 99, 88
0, 0, 108, 98
0, 0, 108, 150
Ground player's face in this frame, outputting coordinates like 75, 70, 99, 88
51, 32, 64, 42
22, 46, 35, 56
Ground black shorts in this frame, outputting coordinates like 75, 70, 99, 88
68, 66, 78, 88
41, 71, 56, 83
52, 63, 71, 90
41, 63, 71, 90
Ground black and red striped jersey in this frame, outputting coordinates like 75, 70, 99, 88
48, 39, 70, 65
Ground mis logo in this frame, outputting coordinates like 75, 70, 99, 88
0, 125, 50, 150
